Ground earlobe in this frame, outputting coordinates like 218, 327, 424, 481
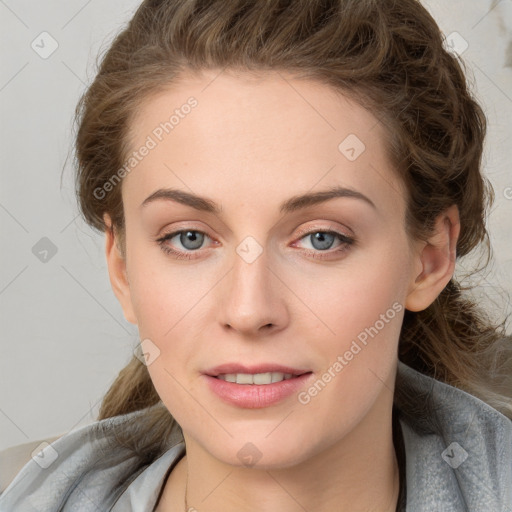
405, 205, 460, 312
104, 214, 137, 325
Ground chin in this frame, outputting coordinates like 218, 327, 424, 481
199, 435, 316, 470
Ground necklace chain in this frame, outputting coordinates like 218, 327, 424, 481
184, 465, 188, 512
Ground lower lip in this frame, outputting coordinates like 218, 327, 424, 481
203, 373, 313, 409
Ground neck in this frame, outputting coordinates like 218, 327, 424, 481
161, 391, 400, 512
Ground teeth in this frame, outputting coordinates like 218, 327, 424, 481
217, 372, 295, 384
237, 373, 254, 384
253, 372, 273, 384
271, 372, 285, 383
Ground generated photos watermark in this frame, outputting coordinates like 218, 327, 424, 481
93, 97, 198, 201
297, 301, 404, 405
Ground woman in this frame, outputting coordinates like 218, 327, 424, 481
1, 0, 511, 510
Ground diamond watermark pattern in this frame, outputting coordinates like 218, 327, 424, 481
444, 31, 469, 56
441, 442, 468, 469
236, 236, 263, 264
32, 237, 58, 263
338, 134, 366, 161
31, 441, 59, 469
134, 338, 161, 366
31, 32, 59, 59
237, 442, 263, 467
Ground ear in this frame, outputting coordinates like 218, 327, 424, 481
104, 214, 137, 324
405, 204, 460, 312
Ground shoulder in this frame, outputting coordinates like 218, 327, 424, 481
0, 434, 64, 493
0, 406, 184, 511
395, 360, 512, 511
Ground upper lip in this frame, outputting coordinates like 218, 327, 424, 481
204, 363, 312, 377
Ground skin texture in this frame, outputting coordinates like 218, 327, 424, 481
104, 69, 460, 512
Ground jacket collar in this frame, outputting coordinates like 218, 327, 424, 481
394, 360, 512, 511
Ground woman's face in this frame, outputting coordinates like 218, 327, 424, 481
112, 70, 425, 468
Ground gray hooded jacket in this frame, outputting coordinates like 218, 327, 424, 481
0, 360, 510, 511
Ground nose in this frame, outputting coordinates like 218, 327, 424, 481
217, 247, 289, 337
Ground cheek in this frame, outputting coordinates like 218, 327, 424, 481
126, 256, 207, 426
295, 244, 408, 405
302, 243, 409, 347
126, 243, 213, 337
124, 245, 215, 399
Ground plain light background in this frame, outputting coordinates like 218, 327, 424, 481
1, 0, 511, 452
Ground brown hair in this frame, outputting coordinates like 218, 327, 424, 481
73, 0, 512, 454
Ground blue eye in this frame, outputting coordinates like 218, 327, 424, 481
156, 227, 355, 261
157, 230, 211, 259
305, 232, 336, 251
175, 230, 205, 250
294, 230, 355, 259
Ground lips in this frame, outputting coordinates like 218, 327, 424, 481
202, 363, 314, 408
204, 363, 311, 377
217, 372, 295, 384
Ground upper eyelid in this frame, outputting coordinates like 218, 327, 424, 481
157, 218, 352, 237
157, 226, 353, 248
157, 228, 214, 242
291, 229, 354, 251
294, 223, 353, 238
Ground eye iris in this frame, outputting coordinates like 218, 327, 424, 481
180, 231, 204, 250
310, 232, 335, 250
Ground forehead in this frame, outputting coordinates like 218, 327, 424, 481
122, 69, 407, 220
127, 68, 386, 151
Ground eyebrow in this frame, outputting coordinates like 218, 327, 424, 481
141, 185, 377, 214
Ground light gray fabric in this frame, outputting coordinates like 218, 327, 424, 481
394, 362, 512, 511
0, 360, 510, 511
110, 443, 185, 512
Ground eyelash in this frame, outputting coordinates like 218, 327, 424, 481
156, 227, 356, 261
